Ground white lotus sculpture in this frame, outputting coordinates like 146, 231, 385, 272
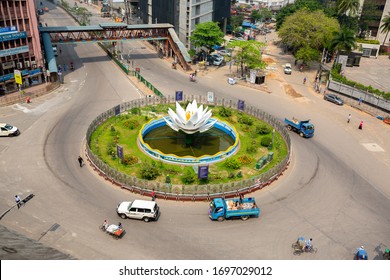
164, 100, 217, 134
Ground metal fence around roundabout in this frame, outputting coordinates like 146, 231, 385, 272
86, 95, 291, 201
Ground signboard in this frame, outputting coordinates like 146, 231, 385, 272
198, 166, 209, 179
0, 31, 26, 42
207, 92, 214, 102
175, 90, 183, 101
0, 45, 29, 58
238, 99, 245, 111
0, 26, 18, 34
117, 145, 123, 160
14, 70, 22, 85
115, 105, 120, 116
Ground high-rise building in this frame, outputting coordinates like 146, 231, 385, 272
359, 0, 390, 45
138, 0, 231, 48
0, 0, 43, 93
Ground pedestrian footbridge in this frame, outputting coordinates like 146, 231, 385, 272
40, 23, 192, 76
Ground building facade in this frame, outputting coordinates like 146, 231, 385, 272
138, 0, 230, 48
0, 0, 44, 93
359, 0, 390, 45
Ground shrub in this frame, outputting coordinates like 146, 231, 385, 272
140, 162, 160, 180
131, 107, 141, 115
224, 157, 242, 169
236, 171, 243, 178
256, 124, 272, 135
181, 167, 196, 184
228, 172, 235, 179
219, 107, 232, 118
122, 155, 138, 165
261, 136, 272, 147
246, 140, 258, 153
238, 155, 253, 165
107, 142, 116, 156
238, 115, 253, 125
123, 119, 140, 129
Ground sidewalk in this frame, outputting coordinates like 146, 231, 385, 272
0, 82, 60, 107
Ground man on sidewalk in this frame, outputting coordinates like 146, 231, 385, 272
347, 114, 351, 123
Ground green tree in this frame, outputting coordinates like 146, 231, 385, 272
278, 8, 340, 56
276, 0, 323, 30
330, 27, 356, 53
189, 22, 225, 52
380, 12, 390, 46
295, 46, 321, 64
337, 0, 359, 16
227, 40, 266, 76
230, 15, 244, 32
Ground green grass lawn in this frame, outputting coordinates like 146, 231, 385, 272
89, 104, 288, 185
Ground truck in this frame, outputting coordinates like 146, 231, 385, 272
284, 118, 314, 138
208, 197, 260, 221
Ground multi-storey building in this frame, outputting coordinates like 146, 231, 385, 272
138, 0, 231, 48
0, 0, 43, 93
359, 0, 390, 45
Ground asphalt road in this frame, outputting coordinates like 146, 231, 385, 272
0, 0, 389, 260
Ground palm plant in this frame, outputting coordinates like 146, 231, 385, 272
330, 27, 356, 53
380, 12, 390, 46
337, 0, 360, 16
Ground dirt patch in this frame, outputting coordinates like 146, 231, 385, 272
262, 57, 276, 64
284, 84, 302, 98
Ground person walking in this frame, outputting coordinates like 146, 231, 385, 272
15, 195, 22, 209
303, 77, 307, 84
151, 189, 156, 201
347, 114, 351, 123
78, 156, 84, 167
358, 121, 363, 130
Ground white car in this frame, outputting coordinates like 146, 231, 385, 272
284, 63, 292, 74
213, 56, 225, 66
117, 200, 160, 222
218, 50, 231, 57
0, 123, 20, 137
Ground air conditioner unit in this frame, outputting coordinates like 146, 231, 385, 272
1, 61, 15, 70
25, 61, 30, 67
17, 62, 23, 69
31, 60, 37, 68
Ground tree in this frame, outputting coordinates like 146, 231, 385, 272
276, 0, 323, 30
227, 40, 266, 76
380, 12, 390, 46
189, 22, 225, 52
295, 46, 321, 64
337, 0, 359, 16
330, 27, 356, 53
230, 15, 244, 32
278, 8, 340, 56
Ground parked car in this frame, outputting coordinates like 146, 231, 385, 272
0, 123, 20, 137
218, 50, 231, 57
284, 63, 292, 74
213, 56, 225, 66
324, 93, 344, 105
